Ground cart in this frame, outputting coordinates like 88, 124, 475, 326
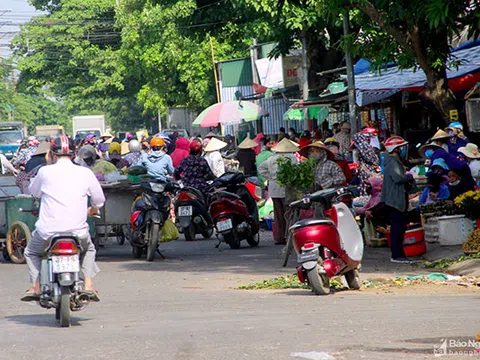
0, 176, 36, 264
93, 181, 141, 246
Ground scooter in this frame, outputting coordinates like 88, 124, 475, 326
129, 179, 180, 261
174, 186, 214, 241
288, 187, 364, 295
38, 233, 91, 327
209, 172, 261, 249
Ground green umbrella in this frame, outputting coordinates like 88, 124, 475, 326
283, 108, 304, 121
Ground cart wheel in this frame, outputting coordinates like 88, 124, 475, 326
7, 221, 31, 264
117, 226, 126, 245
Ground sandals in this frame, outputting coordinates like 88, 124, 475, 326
20, 291, 40, 302
82, 290, 101, 302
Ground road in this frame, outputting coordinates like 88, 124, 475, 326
0, 232, 478, 360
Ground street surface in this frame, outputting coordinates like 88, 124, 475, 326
0, 231, 478, 360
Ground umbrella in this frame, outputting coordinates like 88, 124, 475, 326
283, 108, 304, 121
192, 101, 265, 128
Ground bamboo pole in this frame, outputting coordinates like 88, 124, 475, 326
210, 36, 221, 103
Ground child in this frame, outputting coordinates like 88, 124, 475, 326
448, 168, 474, 200
419, 173, 449, 205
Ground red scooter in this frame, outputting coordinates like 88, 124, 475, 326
209, 172, 261, 249
288, 187, 364, 295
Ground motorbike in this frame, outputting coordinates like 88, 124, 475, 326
174, 185, 214, 241
209, 172, 261, 249
38, 233, 90, 327
129, 179, 180, 261
288, 187, 364, 295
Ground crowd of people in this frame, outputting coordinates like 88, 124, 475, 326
7, 119, 480, 268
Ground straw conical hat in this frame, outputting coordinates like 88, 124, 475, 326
418, 142, 442, 158
299, 141, 334, 160
430, 129, 451, 141
100, 130, 113, 139
33, 141, 51, 156
238, 137, 258, 149
205, 132, 217, 139
204, 137, 227, 152
271, 138, 299, 153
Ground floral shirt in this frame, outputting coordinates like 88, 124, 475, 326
174, 155, 215, 193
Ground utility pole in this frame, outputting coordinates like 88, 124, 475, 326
250, 38, 263, 133
343, 10, 357, 133
209, 36, 221, 103
300, 30, 309, 131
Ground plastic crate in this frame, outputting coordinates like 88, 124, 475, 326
437, 215, 474, 246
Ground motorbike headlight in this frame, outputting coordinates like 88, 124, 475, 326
142, 193, 154, 207
150, 182, 165, 193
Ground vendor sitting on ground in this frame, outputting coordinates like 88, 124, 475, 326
419, 173, 450, 206
448, 168, 474, 200
357, 177, 383, 218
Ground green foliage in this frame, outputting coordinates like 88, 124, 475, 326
238, 273, 343, 290
276, 157, 316, 189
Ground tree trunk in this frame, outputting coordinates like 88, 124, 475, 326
422, 77, 458, 126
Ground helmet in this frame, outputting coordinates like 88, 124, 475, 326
51, 136, 75, 155
108, 142, 121, 154
189, 139, 203, 153
128, 140, 141, 153
384, 136, 408, 153
446, 122, 463, 131
130, 210, 143, 229
126, 133, 133, 141
323, 137, 340, 148
84, 133, 96, 145
28, 136, 39, 147
150, 137, 165, 148
362, 127, 377, 135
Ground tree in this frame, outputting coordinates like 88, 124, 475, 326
320, 0, 480, 124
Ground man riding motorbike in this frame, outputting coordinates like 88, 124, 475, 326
174, 139, 215, 193
136, 137, 174, 181
123, 140, 143, 167
22, 136, 105, 302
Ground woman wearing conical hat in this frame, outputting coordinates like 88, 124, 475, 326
236, 137, 259, 176
204, 137, 227, 178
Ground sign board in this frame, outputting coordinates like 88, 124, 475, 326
282, 56, 302, 88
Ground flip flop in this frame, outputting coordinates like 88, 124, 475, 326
20, 291, 40, 302
82, 290, 100, 302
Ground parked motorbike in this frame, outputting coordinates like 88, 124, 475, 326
209, 172, 261, 249
174, 186, 214, 241
37, 233, 90, 327
129, 179, 179, 261
288, 187, 364, 295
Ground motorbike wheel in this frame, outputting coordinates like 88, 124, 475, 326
307, 265, 330, 295
59, 287, 71, 327
345, 269, 361, 290
201, 228, 213, 240
184, 223, 196, 242
246, 232, 260, 247
132, 245, 143, 259
146, 223, 160, 262
225, 232, 241, 250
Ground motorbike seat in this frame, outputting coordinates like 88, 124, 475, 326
214, 172, 245, 188
290, 218, 335, 230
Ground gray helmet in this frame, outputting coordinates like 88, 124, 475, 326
128, 139, 141, 152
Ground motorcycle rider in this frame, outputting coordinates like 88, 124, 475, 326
14, 136, 40, 168
22, 136, 105, 302
174, 139, 215, 193
123, 139, 143, 167
136, 137, 174, 181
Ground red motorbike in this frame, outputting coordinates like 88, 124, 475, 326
209, 172, 261, 249
287, 187, 364, 295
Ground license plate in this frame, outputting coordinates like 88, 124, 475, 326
297, 251, 318, 263
52, 255, 80, 273
178, 206, 192, 217
217, 219, 233, 232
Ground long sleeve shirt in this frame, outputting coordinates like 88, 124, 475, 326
29, 159, 105, 239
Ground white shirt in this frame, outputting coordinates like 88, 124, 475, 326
29, 158, 106, 239
204, 151, 225, 178
469, 160, 480, 178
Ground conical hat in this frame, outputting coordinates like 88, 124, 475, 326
430, 129, 451, 141
299, 141, 334, 160
33, 141, 51, 156
418, 142, 442, 158
238, 137, 258, 149
271, 138, 299, 153
100, 130, 113, 139
205, 132, 217, 139
204, 137, 227, 152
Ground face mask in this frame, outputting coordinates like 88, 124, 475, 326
448, 131, 455, 136
399, 147, 407, 158
424, 149, 434, 159
310, 154, 321, 161
288, 132, 294, 136
449, 180, 460, 186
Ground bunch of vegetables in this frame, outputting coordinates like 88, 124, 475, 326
420, 200, 461, 217
276, 157, 316, 189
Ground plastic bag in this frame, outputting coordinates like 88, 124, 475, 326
160, 218, 180, 242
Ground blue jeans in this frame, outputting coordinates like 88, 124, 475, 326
388, 206, 406, 259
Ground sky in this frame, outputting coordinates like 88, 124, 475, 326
0, 0, 43, 58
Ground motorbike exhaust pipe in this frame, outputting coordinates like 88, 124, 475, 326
76, 293, 90, 305
193, 216, 208, 227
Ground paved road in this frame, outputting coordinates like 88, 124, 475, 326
0, 233, 478, 360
